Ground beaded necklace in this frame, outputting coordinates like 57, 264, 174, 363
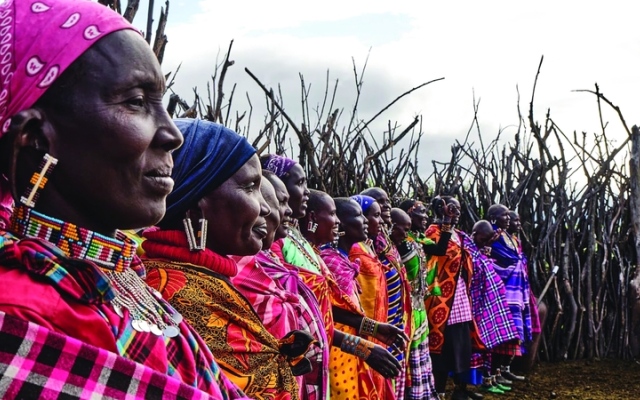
287, 228, 321, 270
10, 204, 182, 337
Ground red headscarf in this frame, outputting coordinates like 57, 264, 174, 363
0, 0, 136, 226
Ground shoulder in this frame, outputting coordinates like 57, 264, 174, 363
0, 265, 116, 351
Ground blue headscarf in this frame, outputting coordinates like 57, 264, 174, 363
350, 195, 376, 214
163, 119, 256, 222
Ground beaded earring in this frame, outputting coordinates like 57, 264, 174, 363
19, 153, 58, 208
183, 211, 207, 251
307, 220, 318, 233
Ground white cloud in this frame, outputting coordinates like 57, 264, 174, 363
157, 0, 640, 173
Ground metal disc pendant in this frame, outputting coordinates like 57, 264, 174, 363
171, 311, 183, 324
150, 324, 163, 336
131, 320, 141, 332
137, 320, 151, 333
113, 304, 124, 318
163, 325, 180, 338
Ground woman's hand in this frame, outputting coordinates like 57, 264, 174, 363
364, 344, 401, 378
374, 323, 409, 352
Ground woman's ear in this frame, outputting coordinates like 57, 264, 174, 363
9, 109, 54, 154
5, 109, 54, 201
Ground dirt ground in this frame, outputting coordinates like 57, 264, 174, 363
463, 359, 640, 400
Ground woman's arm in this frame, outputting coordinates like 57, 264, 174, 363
423, 230, 452, 256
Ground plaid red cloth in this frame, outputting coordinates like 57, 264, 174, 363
0, 311, 211, 399
0, 229, 247, 399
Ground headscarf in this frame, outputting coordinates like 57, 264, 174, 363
350, 195, 375, 214
163, 118, 256, 223
262, 154, 297, 178
0, 0, 135, 227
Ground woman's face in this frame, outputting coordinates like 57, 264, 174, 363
31, 30, 182, 233
410, 203, 428, 232
390, 215, 412, 246
493, 206, 510, 230
260, 179, 280, 250
199, 155, 271, 256
508, 212, 521, 234
282, 163, 309, 219
370, 189, 391, 226
268, 176, 293, 241
365, 201, 383, 239
311, 194, 340, 245
445, 198, 462, 225
340, 200, 368, 243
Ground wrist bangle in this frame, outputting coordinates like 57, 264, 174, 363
340, 333, 361, 355
359, 317, 377, 337
354, 339, 374, 360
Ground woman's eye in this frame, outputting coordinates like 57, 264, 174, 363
127, 96, 145, 107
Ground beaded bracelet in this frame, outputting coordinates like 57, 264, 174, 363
340, 333, 361, 355
359, 317, 378, 337
354, 339, 374, 360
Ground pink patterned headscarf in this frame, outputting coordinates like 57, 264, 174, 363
0, 0, 135, 227
262, 154, 298, 178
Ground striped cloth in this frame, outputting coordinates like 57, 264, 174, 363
0, 312, 211, 399
405, 339, 438, 400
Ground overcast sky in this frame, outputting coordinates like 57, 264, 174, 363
134, 0, 640, 172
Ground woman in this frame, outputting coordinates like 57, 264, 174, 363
264, 156, 333, 400
465, 220, 520, 394
232, 172, 321, 399
143, 119, 303, 400
423, 196, 484, 400
487, 205, 535, 383
507, 210, 541, 343
361, 188, 413, 400
265, 157, 405, 399
391, 208, 439, 400
349, 194, 395, 399
315, 197, 391, 399
0, 2, 244, 398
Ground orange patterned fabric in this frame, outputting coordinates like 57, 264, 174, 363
144, 260, 298, 400
349, 242, 389, 327
349, 242, 395, 400
423, 225, 485, 355
320, 247, 380, 400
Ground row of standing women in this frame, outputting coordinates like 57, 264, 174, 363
0, 1, 539, 399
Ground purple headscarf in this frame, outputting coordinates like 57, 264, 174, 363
262, 154, 297, 178
350, 195, 376, 214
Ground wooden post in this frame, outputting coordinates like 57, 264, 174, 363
628, 125, 640, 358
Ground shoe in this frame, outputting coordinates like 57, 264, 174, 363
501, 368, 526, 382
495, 383, 511, 392
464, 389, 484, 400
480, 384, 505, 394
494, 374, 512, 386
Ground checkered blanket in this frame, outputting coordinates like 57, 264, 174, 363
0, 312, 212, 399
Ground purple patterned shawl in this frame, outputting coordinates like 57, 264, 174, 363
461, 233, 519, 349
490, 234, 534, 343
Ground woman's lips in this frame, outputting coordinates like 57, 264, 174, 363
252, 224, 268, 239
